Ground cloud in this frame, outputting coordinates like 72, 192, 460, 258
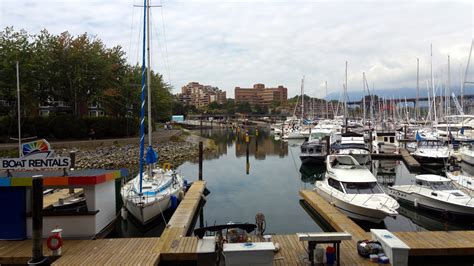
1, 0, 472, 98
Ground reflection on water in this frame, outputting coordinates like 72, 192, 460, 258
178, 128, 473, 234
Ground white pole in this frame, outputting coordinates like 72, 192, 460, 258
416, 58, 419, 120
362, 72, 366, 127
461, 40, 473, 114
447, 55, 451, 117
325, 81, 328, 119
344, 61, 348, 127
16, 61, 21, 156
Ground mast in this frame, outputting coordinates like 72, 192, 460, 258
416, 58, 419, 120
146, 0, 152, 147
302, 76, 305, 121
461, 40, 474, 114
16, 61, 21, 156
431, 44, 438, 125
362, 72, 366, 127
138, 0, 147, 193
344, 61, 348, 128
447, 55, 451, 117
325, 81, 328, 119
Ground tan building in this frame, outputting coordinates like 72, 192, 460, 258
234, 83, 287, 106
177, 82, 226, 107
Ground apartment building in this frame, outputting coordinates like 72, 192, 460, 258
234, 84, 287, 106
177, 82, 226, 107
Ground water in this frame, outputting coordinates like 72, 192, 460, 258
115, 128, 473, 237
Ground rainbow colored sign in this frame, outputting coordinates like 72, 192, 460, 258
0, 139, 71, 170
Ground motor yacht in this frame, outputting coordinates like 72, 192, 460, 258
412, 139, 450, 167
299, 129, 335, 164
334, 132, 371, 165
460, 144, 474, 165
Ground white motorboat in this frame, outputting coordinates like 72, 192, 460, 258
314, 155, 399, 223
460, 144, 474, 165
388, 175, 474, 217
299, 129, 335, 164
412, 140, 450, 167
121, 168, 184, 224
335, 132, 371, 165
445, 171, 474, 192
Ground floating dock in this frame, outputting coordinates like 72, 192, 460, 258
1, 182, 473, 265
300, 189, 474, 264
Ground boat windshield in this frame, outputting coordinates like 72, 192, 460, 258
341, 182, 383, 194
429, 181, 456, 191
310, 132, 328, 140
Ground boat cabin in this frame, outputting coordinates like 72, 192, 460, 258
415, 175, 457, 191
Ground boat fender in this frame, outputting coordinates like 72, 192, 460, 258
414, 199, 418, 207
170, 195, 178, 210
178, 190, 185, 200
121, 207, 128, 220
47, 234, 63, 251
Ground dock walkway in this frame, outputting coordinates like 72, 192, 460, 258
300, 189, 474, 263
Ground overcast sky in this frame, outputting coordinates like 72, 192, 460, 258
1, 0, 473, 98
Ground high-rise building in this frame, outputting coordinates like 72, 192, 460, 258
234, 84, 287, 106
177, 82, 226, 107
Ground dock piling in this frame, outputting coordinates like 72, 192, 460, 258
325, 136, 330, 156
28, 175, 47, 265
199, 141, 203, 181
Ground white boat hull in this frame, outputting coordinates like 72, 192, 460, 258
388, 186, 474, 216
461, 149, 474, 165
124, 190, 180, 224
315, 188, 394, 223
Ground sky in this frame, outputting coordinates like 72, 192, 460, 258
1, 0, 473, 98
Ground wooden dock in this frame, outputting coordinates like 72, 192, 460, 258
400, 148, 420, 170
300, 189, 474, 263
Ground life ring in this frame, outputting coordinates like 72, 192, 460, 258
47, 234, 63, 251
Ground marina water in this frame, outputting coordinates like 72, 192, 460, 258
115, 128, 473, 237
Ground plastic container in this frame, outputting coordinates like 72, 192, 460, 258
263, 235, 272, 242
378, 255, 390, 264
369, 254, 379, 262
326, 246, 335, 265
314, 246, 326, 264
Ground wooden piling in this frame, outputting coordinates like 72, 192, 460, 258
29, 175, 47, 265
198, 141, 203, 181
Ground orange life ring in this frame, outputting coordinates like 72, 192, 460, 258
47, 234, 63, 251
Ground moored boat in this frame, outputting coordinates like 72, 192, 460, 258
388, 174, 474, 217
314, 155, 399, 223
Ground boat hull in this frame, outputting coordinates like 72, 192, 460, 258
412, 154, 448, 167
300, 154, 326, 164
388, 187, 474, 217
315, 188, 393, 223
124, 189, 181, 224
461, 151, 474, 165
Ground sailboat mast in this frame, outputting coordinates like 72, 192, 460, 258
325, 81, 328, 119
462, 40, 474, 114
362, 72, 366, 127
301, 76, 305, 121
16, 61, 21, 156
344, 61, 348, 128
138, 0, 148, 193
416, 58, 419, 120
431, 44, 438, 125
146, 0, 152, 147
447, 55, 451, 117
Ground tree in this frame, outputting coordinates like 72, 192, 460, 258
236, 101, 251, 113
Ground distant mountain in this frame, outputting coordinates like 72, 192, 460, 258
326, 86, 474, 101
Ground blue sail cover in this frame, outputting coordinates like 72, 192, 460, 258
146, 145, 158, 164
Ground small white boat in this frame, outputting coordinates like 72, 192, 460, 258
121, 168, 184, 224
314, 155, 399, 223
412, 140, 450, 166
460, 144, 474, 165
375, 132, 399, 154
388, 175, 474, 217
335, 133, 371, 165
446, 171, 474, 192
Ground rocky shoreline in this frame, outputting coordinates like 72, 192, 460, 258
54, 132, 214, 172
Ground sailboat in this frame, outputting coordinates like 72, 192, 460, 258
121, 0, 184, 224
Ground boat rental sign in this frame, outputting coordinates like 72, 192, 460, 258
0, 139, 71, 170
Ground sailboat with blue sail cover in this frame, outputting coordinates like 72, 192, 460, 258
120, 0, 184, 224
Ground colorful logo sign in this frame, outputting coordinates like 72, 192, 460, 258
0, 139, 71, 170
